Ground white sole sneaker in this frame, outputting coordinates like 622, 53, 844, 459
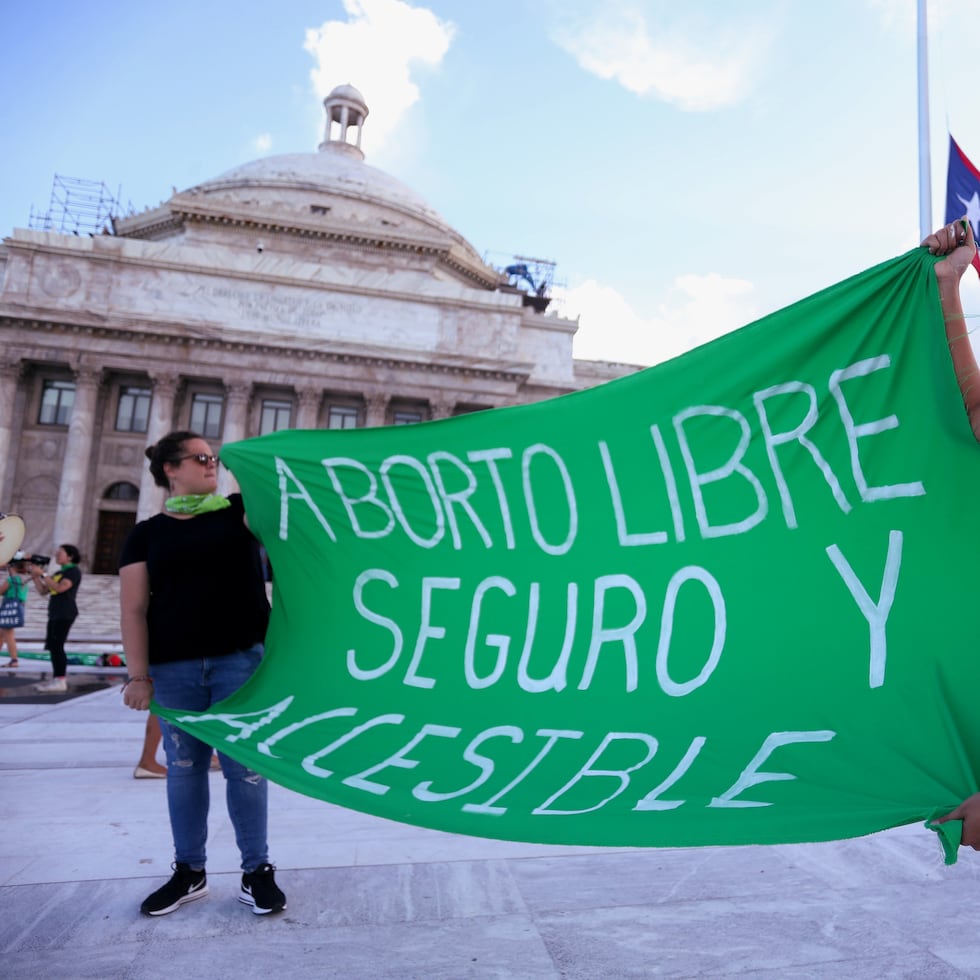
35, 679, 67, 693
141, 878, 209, 916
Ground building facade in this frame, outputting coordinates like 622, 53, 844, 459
0, 85, 637, 573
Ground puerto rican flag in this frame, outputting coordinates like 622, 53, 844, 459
945, 134, 980, 277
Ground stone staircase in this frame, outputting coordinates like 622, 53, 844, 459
17, 573, 122, 646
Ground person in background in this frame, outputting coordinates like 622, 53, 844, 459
926, 217, 980, 848
133, 714, 167, 779
0, 553, 30, 667
132, 712, 220, 778
31, 545, 82, 693
119, 430, 285, 916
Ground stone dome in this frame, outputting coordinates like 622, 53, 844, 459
183, 80, 447, 235
184, 147, 451, 238
113, 85, 501, 289
325, 83, 367, 110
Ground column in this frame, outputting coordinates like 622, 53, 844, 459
53, 366, 102, 548
136, 373, 179, 521
365, 392, 389, 428
218, 382, 250, 496
296, 388, 321, 429
0, 360, 24, 507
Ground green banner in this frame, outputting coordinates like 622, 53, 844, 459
156, 247, 980, 857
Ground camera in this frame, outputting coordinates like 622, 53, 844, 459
27, 553, 51, 568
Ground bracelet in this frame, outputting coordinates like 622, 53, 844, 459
122, 675, 153, 690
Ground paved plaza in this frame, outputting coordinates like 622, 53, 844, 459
3, 578, 980, 978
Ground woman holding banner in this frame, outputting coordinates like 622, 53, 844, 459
928, 216, 980, 848
118, 431, 286, 916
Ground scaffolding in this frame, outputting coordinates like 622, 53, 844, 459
484, 251, 565, 315
29, 174, 120, 236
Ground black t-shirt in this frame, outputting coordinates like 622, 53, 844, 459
49, 565, 81, 620
119, 494, 270, 664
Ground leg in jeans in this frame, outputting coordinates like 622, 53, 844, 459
206, 647, 268, 872
152, 658, 214, 869
45, 616, 74, 677
151, 646, 268, 872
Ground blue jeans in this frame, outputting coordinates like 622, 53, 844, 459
151, 646, 269, 872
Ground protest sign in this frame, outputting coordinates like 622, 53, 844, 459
155, 246, 980, 856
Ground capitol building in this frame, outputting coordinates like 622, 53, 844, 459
0, 85, 638, 573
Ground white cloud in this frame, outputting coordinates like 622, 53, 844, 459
549, 3, 775, 111
866, 0, 974, 31
563, 273, 759, 366
304, 0, 455, 152
864, 0, 911, 29
254, 133, 273, 153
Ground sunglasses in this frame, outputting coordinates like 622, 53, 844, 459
175, 453, 219, 466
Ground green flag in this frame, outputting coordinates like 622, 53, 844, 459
155, 247, 980, 859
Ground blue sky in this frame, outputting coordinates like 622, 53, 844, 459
3, 0, 979, 364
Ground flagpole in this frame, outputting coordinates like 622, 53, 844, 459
917, 0, 932, 239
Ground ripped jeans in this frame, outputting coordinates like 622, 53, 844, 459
150, 646, 268, 873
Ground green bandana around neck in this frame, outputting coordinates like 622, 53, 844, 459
164, 493, 232, 516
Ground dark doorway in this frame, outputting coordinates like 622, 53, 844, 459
93, 510, 136, 574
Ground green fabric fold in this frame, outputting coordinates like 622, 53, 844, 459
926, 817, 963, 866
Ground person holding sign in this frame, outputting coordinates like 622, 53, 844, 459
0, 516, 27, 668
0, 552, 30, 666
928, 217, 980, 849
119, 431, 286, 916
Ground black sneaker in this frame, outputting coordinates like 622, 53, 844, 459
140, 862, 208, 916
239, 862, 286, 915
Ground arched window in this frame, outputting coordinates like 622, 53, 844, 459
104, 482, 139, 501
